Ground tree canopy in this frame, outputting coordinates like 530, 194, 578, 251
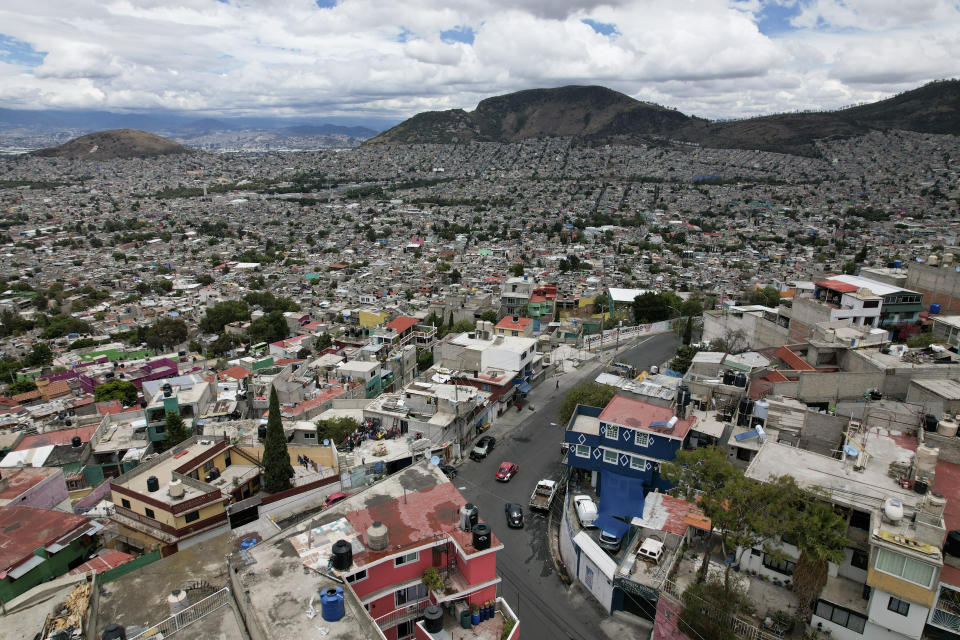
199, 300, 250, 334
164, 411, 191, 449
632, 291, 683, 324
315, 416, 360, 445
94, 379, 139, 406
247, 310, 290, 344
559, 381, 617, 426
263, 386, 294, 493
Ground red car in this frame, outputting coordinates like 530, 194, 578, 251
496, 462, 519, 482
324, 491, 351, 508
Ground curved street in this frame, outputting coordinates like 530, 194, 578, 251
452, 331, 680, 640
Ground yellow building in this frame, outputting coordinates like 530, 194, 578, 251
110, 437, 262, 556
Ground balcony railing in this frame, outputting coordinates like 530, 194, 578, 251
931, 608, 960, 632
128, 587, 232, 640
373, 598, 430, 630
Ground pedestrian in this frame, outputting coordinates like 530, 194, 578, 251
556, 379, 560, 390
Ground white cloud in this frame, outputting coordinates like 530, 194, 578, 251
0, 0, 955, 121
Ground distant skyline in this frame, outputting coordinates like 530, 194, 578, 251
0, 0, 958, 124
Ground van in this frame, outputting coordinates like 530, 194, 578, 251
636, 538, 664, 564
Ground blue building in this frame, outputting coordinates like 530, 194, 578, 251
564, 395, 695, 522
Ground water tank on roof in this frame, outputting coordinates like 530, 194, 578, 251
924, 493, 947, 519
931, 303, 942, 315
753, 399, 769, 421
167, 590, 188, 615
938, 417, 958, 437
101, 624, 127, 640
472, 523, 491, 550
925, 414, 940, 432
677, 384, 691, 407
944, 253, 955, 266
460, 503, 479, 531
331, 539, 352, 571
320, 586, 345, 622
883, 497, 904, 523
893, 259, 903, 269
146, 476, 159, 492
257, 424, 267, 440
71, 436, 82, 448
423, 604, 444, 633
734, 372, 747, 388
367, 522, 389, 551
722, 370, 735, 386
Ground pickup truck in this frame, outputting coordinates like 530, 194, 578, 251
529, 479, 557, 512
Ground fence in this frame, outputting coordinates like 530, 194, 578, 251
660, 579, 783, 640
100, 549, 162, 584
127, 586, 232, 640
582, 319, 680, 350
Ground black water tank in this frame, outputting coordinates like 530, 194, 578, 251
71, 436, 82, 448
257, 424, 267, 440
946, 530, 960, 557
423, 604, 444, 633
914, 479, 929, 495
331, 539, 353, 570
472, 523, 491, 550
870, 389, 882, 400
734, 372, 747, 388
162, 383, 173, 397
101, 624, 127, 640
925, 414, 940, 432
677, 384, 691, 407
464, 503, 479, 529
737, 398, 752, 426
722, 370, 735, 386
146, 476, 159, 492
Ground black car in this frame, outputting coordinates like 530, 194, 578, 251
505, 503, 524, 528
438, 464, 458, 478
470, 435, 496, 460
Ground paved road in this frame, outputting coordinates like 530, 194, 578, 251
452, 331, 679, 640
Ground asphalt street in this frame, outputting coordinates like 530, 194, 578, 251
452, 331, 679, 640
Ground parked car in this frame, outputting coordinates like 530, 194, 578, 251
470, 435, 496, 460
573, 495, 598, 528
505, 503, 524, 528
438, 464, 458, 478
324, 491, 351, 509
496, 461, 519, 482
598, 528, 624, 553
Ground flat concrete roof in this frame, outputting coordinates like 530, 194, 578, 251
115, 439, 222, 506
910, 378, 960, 401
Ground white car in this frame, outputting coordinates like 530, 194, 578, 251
573, 495, 598, 528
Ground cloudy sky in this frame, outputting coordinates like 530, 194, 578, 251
0, 0, 957, 125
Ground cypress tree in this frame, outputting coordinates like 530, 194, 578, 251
164, 411, 191, 449
262, 385, 294, 493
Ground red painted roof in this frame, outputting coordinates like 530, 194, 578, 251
68, 549, 135, 576
385, 316, 418, 333
15, 425, 98, 451
0, 467, 60, 501
495, 316, 532, 330
219, 365, 251, 381
0, 506, 91, 574
96, 400, 124, 415
816, 279, 859, 293
345, 481, 500, 568
598, 395, 696, 439
774, 346, 816, 371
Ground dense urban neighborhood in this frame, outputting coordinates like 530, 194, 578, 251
0, 119, 960, 640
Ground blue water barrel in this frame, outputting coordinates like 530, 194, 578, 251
321, 587, 345, 622
931, 303, 942, 315
894, 259, 903, 268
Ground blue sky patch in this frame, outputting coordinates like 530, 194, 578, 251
581, 19, 619, 37
0, 34, 45, 67
440, 25, 475, 45
395, 27, 414, 43
315, 0, 337, 7
756, 2, 804, 35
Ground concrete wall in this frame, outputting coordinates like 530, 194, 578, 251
702, 311, 790, 350
905, 382, 960, 416
796, 371, 885, 403
801, 411, 848, 456
906, 263, 960, 314
790, 298, 831, 339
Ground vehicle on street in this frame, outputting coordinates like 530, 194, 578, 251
529, 479, 557, 511
496, 461, 519, 482
470, 435, 496, 460
573, 495, 598, 528
598, 528, 624, 553
439, 464, 457, 478
505, 503, 524, 528
324, 491, 351, 509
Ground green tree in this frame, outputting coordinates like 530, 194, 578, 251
559, 382, 617, 426
790, 499, 848, 623
94, 379, 139, 406
146, 317, 189, 350
417, 350, 434, 372
248, 310, 289, 344
23, 343, 53, 367
479, 310, 497, 323
164, 410, 191, 448
632, 291, 683, 324
680, 574, 755, 640
6, 378, 37, 395
669, 344, 701, 374
263, 386, 294, 493
40, 315, 90, 339
509, 263, 525, 278
315, 332, 333, 351
315, 416, 360, 445
746, 285, 781, 308
200, 300, 250, 333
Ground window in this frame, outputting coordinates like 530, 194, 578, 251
762, 553, 796, 575
814, 600, 866, 634
203, 459, 215, 472
397, 620, 415, 639
851, 549, 868, 570
511, 330, 518, 336
394, 551, 419, 567
603, 449, 619, 465
395, 583, 427, 606
634, 431, 650, 447
630, 456, 646, 471
605, 425, 620, 441
575, 445, 590, 458
185, 510, 199, 523
303, 432, 317, 440
155, 424, 165, 434
887, 596, 910, 616
346, 569, 367, 584
145, 508, 155, 519
121, 498, 131, 509
864, 300, 879, 308
875, 548, 935, 588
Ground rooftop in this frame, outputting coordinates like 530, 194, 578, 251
14, 425, 97, 451
113, 438, 225, 506
0, 467, 61, 505
495, 316, 532, 330
598, 395, 696, 439
0, 506, 93, 574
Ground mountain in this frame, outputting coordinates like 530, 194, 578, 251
281, 124, 378, 137
366, 80, 960, 155
32, 129, 193, 159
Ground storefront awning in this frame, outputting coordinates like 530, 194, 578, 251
517, 381, 532, 394
598, 472, 646, 519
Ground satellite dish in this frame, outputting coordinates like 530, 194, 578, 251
430, 456, 440, 466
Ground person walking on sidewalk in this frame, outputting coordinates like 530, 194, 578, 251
555, 379, 560, 390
